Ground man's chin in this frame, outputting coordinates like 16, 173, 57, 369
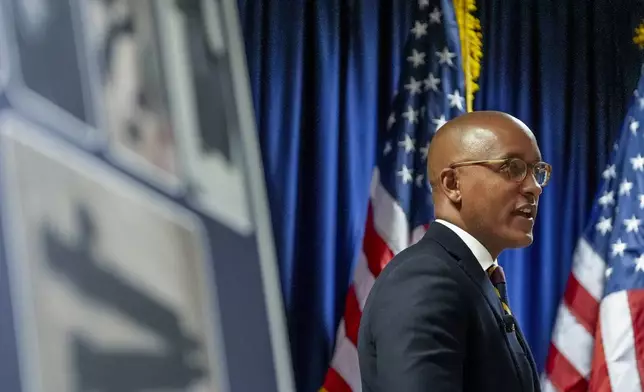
506, 230, 534, 249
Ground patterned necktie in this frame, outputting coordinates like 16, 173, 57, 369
487, 264, 512, 316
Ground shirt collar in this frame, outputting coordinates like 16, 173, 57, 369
434, 219, 497, 271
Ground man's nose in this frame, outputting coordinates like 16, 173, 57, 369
521, 171, 543, 199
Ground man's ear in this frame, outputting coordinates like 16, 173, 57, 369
440, 168, 461, 203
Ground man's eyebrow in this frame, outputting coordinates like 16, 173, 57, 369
497, 152, 542, 163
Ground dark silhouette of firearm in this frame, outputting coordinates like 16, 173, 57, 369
41, 205, 206, 391
73, 335, 203, 392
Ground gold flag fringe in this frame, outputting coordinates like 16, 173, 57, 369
454, 0, 483, 113
634, 20, 644, 49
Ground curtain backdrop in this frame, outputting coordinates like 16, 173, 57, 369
238, 1, 644, 391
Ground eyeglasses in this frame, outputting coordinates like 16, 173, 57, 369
449, 157, 552, 187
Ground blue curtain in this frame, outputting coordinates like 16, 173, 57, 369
238, 1, 644, 391
237, 1, 414, 390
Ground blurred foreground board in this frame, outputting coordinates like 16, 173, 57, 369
0, 113, 218, 392
0, 0, 294, 391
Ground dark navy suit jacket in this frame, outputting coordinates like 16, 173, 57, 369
357, 222, 541, 392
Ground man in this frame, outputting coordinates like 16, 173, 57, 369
357, 111, 550, 392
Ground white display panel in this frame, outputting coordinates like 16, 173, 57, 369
0, 113, 227, 392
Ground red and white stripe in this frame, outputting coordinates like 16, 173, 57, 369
542, 238, 644, 391
320, 169, 427, 392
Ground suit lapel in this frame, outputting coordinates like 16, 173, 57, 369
421, 222, 505, 323
515, 323, 541, 390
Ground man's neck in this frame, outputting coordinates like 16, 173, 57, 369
434, 218, 498, 271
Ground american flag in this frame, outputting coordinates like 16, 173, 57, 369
542, 66, 644, 392
320, 0, 469, 390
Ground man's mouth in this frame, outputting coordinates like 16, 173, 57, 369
513, 204, 536, 219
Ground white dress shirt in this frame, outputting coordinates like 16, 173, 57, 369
434, 219, 497, 272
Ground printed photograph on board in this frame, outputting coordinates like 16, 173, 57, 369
173, 0, 238, 163
157, 0, 252, 234
0, 113, 226, 392
79, 0, 180, 189
1, 0, 97, 141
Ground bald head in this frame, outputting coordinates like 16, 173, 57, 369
425, 110, 545, 258
427, 111, 536, 191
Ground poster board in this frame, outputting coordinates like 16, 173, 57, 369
0, 0, 294, 391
